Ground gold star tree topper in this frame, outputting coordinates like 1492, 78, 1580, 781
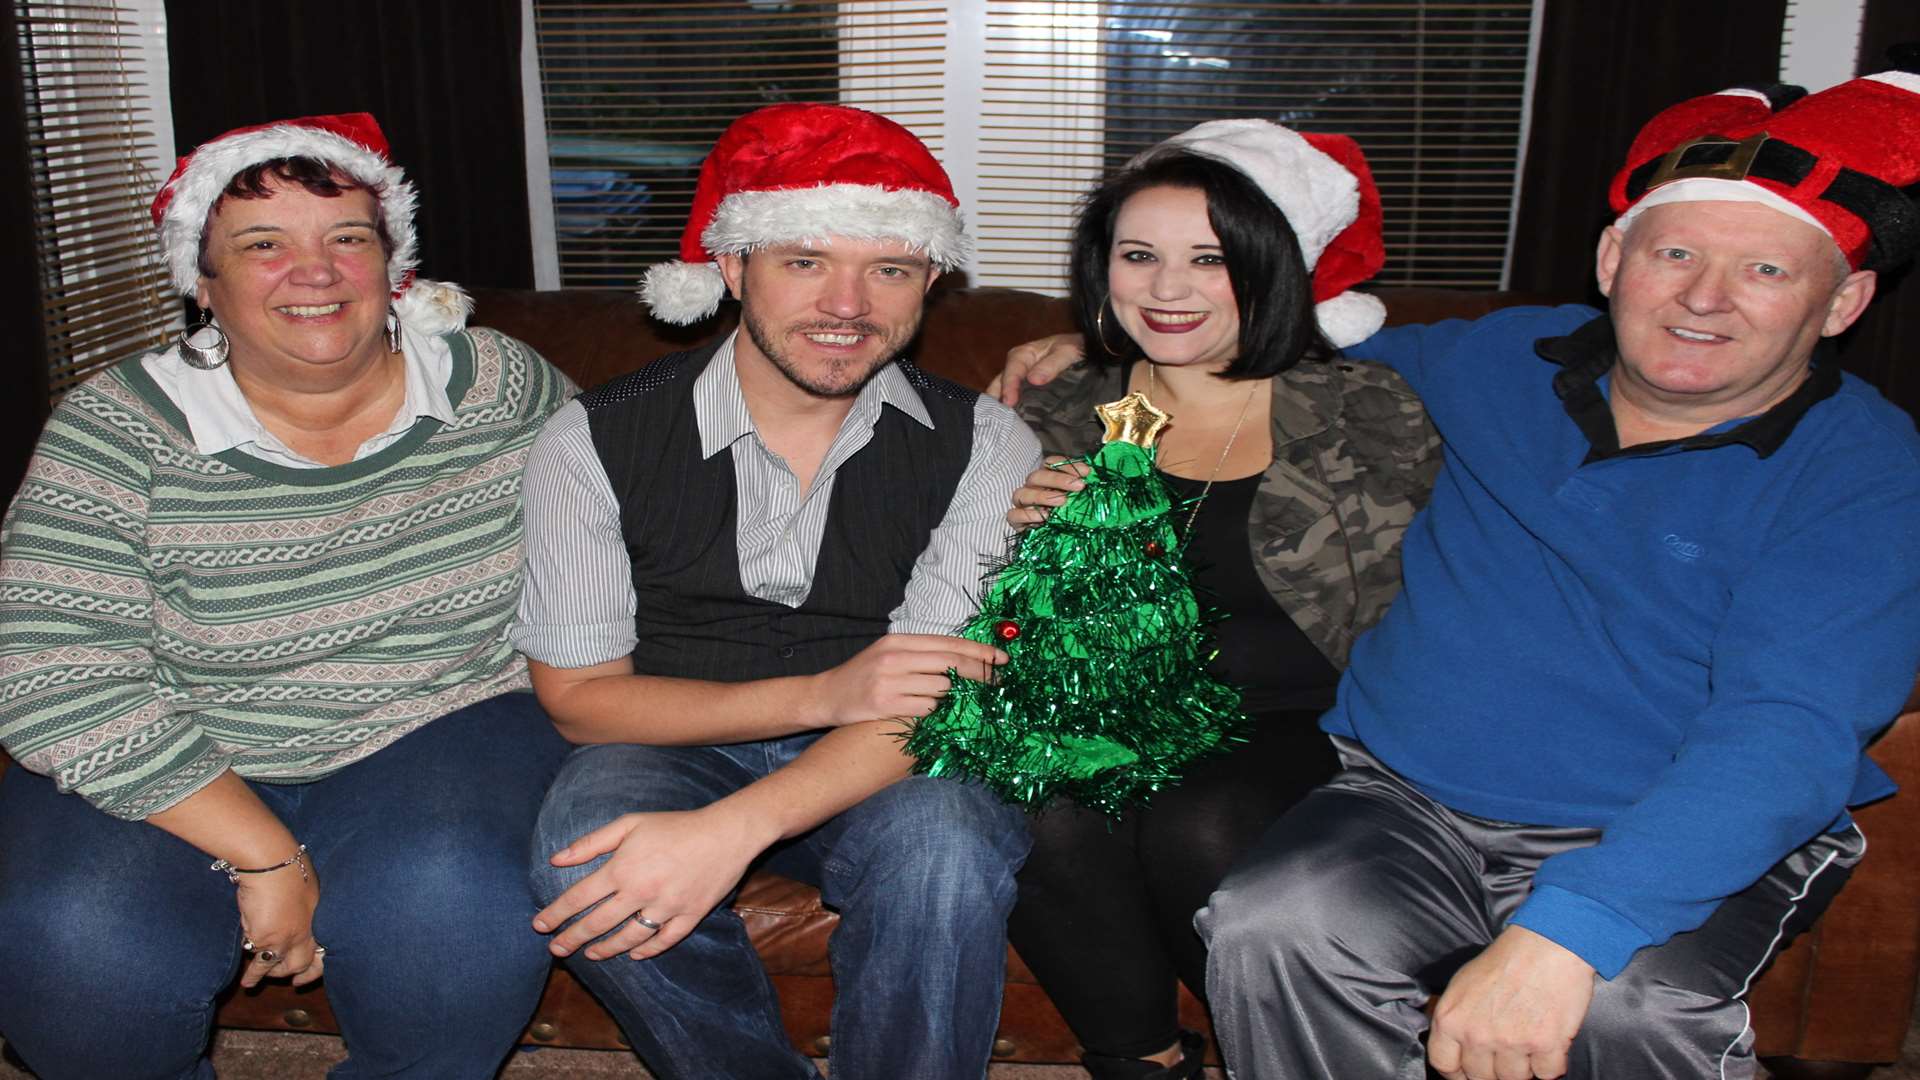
1094, 391, 1172, 449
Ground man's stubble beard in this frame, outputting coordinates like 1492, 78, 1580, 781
738, 275, 923, 400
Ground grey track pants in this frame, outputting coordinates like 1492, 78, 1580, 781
1196, 738, 1864, 1080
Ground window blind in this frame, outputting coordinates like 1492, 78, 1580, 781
530, 0, 1535, 293
533, 0, 949, 290
975, 1, 1534, 291
17, 0, 176, 396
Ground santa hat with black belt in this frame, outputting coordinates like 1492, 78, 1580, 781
1609, 70, 1920, 271
150, 111, 472, 335
1143, 118, 1389, 350
641, 103, 971, 325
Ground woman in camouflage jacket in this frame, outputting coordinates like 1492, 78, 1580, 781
1001, 122, 1439, 1080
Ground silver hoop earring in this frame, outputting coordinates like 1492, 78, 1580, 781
1093, 293, 1122, 356
177, 311, 230, 370
386, 310, 401, 353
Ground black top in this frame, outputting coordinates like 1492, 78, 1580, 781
1161, 469, 1341, 716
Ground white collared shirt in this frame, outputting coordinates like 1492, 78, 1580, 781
140, 322, 459, 469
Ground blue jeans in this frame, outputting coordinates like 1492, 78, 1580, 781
530, 735, 1030, 1080
0, 691, 570, 1080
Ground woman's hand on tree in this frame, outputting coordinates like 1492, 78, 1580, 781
1007, 455, 1089, 529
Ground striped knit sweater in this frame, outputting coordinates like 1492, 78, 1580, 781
0, 328, 573, 820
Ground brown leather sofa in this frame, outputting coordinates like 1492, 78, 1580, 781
5, 283, 1918, 1078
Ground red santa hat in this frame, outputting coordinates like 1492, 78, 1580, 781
1147, 119, 1388, 349
150, 112, 470, 336
1610, 71, 1920, 271
641, 103, 971, 325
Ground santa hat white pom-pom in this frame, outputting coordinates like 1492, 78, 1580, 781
640, 261, 728, 325
1315, 290, 1386, 350
391, 279, 473, 337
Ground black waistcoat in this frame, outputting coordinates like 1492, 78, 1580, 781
578, 342, 978, 683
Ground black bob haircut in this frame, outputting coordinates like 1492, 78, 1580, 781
196, 157, 394, 282
1068, 148, 1332, 380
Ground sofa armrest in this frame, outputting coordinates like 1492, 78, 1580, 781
1769, 683, 1920, 1061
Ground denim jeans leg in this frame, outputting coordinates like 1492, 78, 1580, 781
788, 774, 1030, 1080
529, 741, 817, 1080
287, 691, 571, 1079
0, 767, 233, 1080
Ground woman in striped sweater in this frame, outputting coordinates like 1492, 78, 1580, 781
0, 115, 574, 1079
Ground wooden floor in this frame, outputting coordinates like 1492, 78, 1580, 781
4, 1013, 1917, 1079
1, 1029, 1224, 1080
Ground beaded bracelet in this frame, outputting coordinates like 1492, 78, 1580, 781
210, 843, 309, 886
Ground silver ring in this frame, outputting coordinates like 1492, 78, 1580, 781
255, 949, 279, 965
632, 913, 661, 931
242, 937, 255, 951
312, 945, 327, 959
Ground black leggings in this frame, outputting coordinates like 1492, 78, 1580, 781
1005, 712, 1339, 1059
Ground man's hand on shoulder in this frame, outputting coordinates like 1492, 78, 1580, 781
1428, 925, 1596, 1080
987, 333, 1086, 407
534, 804, 773, 962
803, 633, 1008, 728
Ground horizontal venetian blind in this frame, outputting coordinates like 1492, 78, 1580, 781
18, 0, 177, 396
975, 1, 1534, 292
533, 0, 949, 291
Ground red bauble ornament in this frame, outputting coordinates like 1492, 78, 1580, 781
993, 619, 1021, 641
1143, 539, 1165, 558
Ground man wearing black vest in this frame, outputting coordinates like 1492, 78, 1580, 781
512, 105, 1041, 1080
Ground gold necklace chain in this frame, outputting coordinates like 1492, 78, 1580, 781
1146, 364, 1261, 541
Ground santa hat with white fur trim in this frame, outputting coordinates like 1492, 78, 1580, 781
150, 112, 471, 336
1147, 119, 1388, 349
641, 103, 971, 325
1610, 71, 1920, 272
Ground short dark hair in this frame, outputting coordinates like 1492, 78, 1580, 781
196, 157, 393, 281
1068, 149, 1331, 380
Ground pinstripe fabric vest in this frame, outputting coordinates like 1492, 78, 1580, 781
580, 343, 976, 682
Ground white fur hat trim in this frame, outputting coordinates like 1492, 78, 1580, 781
390, 279, 474, 338
1315, 290, 1387, 350
1151, 118, 1358, 270
1613, 176, 1828, 238
639, 261, 729, 326
701, 185, 971, 268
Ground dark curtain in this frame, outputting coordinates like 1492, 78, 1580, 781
0, 5, 50, 500
1507, 0, 1788, 303
1835, 3, 1920, 420
163, 0, 535, 291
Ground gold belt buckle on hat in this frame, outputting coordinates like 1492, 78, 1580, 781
1648, 133, 1770, 190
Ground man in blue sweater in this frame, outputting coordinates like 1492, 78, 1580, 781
1000, 71, 1920, 1079
1194, 72, 1920, 1080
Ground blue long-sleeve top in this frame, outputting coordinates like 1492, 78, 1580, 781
1328, 305, 1920, 978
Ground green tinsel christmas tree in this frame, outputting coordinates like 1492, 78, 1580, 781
905, 390, 1246, 814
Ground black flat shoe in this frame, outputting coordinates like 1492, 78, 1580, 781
1081, 1029, 1207, 1080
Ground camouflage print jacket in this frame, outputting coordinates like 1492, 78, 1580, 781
1016, 358, 1441, 669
